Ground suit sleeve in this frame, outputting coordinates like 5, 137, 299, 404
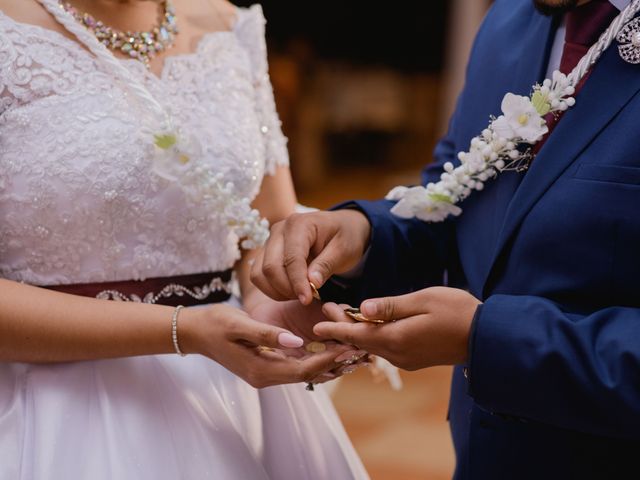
469, 295, 640, 440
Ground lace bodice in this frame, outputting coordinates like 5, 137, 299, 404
0, 5, 289, 285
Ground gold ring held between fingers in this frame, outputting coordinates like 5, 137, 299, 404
309, 282, 321, 301
343, 307, 386, 324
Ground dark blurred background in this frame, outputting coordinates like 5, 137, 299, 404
232, 1, 491, 478
234, 0, 467, 201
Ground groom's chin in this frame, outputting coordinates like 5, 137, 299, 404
533, 0, 580, 15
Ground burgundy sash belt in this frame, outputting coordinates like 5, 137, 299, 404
44, 270, 233, 307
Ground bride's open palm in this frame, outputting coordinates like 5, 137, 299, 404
249, 299, 369, 382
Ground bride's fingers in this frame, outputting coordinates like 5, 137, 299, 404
321, 302, 358, 324
264, 345, 351, 386
336, 303, 359, 324
304, 352, 371, 385
294, 345, 355, 382
308, 372, 340, 385
232, 337, 353, 388
228, 315, 304, 350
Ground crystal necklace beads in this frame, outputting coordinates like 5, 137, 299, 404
59, 0, 179, 67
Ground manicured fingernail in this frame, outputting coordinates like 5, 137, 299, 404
361, 301, 378, 317
309, 271, 323, 286
335, 350, 367, 363
278, 332, 304, 349
298, 294, 307, 304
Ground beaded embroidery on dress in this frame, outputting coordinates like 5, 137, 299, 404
0, 5, 368, 480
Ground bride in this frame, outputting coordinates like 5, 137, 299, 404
0, 0, 369, 478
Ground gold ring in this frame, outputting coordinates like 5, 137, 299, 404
256, 346, 276, 353
309, 282, 321, 301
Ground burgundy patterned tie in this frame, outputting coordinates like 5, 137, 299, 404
534, 1, 618, 152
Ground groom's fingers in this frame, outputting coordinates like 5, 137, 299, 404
314, 304, 391, 350
360, 290, 432, 322
258, 223, 298, 300
313, 320, 389, 352
282, 214, 317, 304
251, 222, 293, 301
306, 237, 343, 290
250, 248, 287, 301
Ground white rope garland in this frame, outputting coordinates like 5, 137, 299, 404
568, 0, 640, 85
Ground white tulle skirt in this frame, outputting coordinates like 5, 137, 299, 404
0, 302, 368, 480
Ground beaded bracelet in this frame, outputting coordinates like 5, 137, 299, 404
171, 305, 187, 357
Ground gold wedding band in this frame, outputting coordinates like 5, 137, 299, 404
310, 282, 321, 301
343, 307, 386, 324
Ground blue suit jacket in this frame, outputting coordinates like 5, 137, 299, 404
328, 1, 640, 477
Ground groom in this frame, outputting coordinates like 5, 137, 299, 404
252, 0, 640, 478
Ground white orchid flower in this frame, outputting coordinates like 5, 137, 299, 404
389, 186, 462, 222
492, 93, 549, 143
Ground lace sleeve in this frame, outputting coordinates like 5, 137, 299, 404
235, 5, 289, 176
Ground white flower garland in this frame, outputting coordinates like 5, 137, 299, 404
39, 0, 270, 249
387, 1, 640, 223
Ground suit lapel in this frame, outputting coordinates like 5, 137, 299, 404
483, 12, 557, 221
512, 14, 558, 96
481, 44, 640, 296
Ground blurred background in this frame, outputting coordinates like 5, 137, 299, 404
232, 1, 491, 478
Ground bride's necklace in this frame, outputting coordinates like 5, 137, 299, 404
59, 0, 179, 67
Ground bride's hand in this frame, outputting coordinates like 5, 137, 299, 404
248, 300, 339, 354
248, 300, 370, 383
178, 304, 353, 389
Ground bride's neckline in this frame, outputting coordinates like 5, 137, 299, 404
0, 6, 246, 81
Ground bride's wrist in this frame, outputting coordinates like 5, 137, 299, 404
175, 306, 208, 356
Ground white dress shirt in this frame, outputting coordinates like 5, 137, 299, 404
546, 0, 631, 76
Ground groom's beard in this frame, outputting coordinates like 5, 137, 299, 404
533, 0, 581, 15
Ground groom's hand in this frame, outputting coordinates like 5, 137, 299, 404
250, 210, 371, 304
314, 287, 481, 371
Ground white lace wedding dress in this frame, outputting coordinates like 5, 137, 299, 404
0, 5, 368, 479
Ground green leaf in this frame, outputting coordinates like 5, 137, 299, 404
154, 133, 177, 150
531, 91, 551, 116
428, 193, 453, 204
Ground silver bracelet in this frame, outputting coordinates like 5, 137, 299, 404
171, 305, 187, 357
